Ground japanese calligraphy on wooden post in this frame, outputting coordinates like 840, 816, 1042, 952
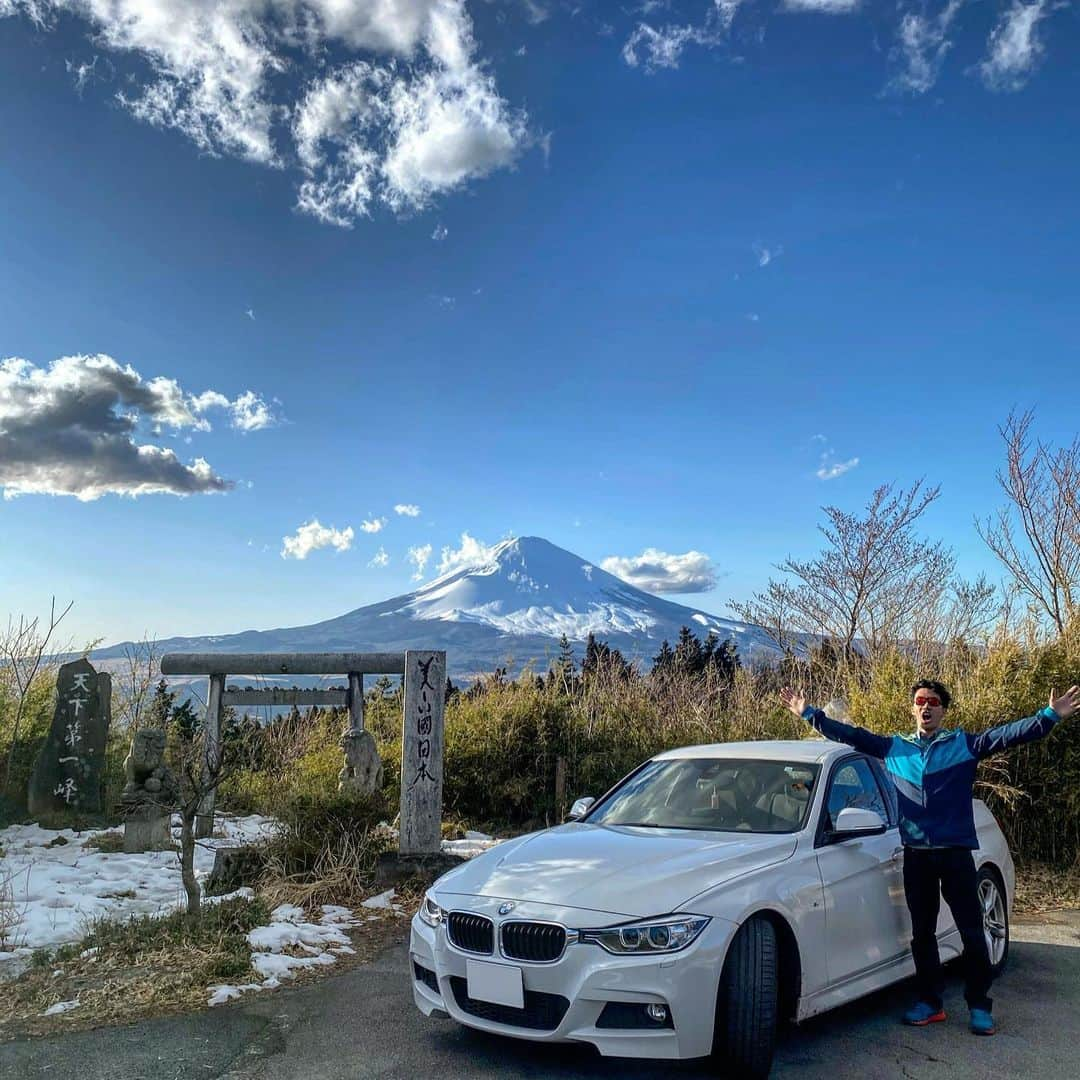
28, 658, 111, 822
399, 650, 446, 855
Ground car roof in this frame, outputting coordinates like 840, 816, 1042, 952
653, 739, 844, 764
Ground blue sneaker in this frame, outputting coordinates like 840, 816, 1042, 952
903, 1002, 947, 1026
969, 1008, 995, 1036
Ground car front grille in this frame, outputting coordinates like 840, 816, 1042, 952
448, 977, 570, 1031
500, 921, 567, 962
446, 911, 494, 954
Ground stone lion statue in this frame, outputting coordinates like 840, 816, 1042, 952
122, 728, 177, 804
339, 728, 384, 795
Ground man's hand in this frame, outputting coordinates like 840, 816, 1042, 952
779, 687, 807, 717
1049, 685, 1080, 720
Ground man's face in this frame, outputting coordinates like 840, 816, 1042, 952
912, 689, 946, 735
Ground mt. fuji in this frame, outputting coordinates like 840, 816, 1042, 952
94, 537, 777, 678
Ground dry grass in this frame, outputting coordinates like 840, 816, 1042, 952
1014, 861, 1080, 915
81, 830, 125, 853
0, 897, 265, 1038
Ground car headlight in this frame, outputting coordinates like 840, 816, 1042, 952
418, 892, 446, 928
578, 914, 710, 954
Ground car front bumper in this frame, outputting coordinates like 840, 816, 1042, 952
409, 896, 736, 1060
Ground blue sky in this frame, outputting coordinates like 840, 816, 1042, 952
1, 0, 1078, 648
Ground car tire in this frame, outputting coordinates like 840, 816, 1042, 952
711, 916, 779, 1080
977, 865, 1009, 977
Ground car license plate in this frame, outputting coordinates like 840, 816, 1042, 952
466, 958, 524, 1008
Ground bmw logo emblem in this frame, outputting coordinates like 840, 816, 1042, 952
498, 901, 516, 915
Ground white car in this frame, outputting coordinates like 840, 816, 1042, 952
410, 740, 1013, 1078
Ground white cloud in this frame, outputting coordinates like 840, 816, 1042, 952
782, 0, 859, 12
394, 503, 422, 517
281, 519, 355, 560
600, 548, 718, 594
754, 242, 782, 267
65, 53, 100, 94
360, 516, 387, 533
2, 0, 528, 227
978, 0, 1050, 91
431, 223, 448, 241
889, 0, 964, 95
816, 453, 860, 480
368, 545, 390, 568
436, 532, 500, 576
622, 1, 741, 72
408, 542, 433, 580
290, 2, 528, 223
229, 390, 278, 432
0, 353, 252, 499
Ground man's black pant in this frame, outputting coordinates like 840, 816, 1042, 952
903, 846, 993, 1011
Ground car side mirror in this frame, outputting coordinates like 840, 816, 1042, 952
829, 807, 887, 840
567, 796, 595, 821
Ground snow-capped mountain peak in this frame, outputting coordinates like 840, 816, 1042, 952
93, 536, 776, 677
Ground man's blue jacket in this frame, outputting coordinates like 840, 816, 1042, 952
801, 705, 1062, 849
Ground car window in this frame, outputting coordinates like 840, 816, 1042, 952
586, 758, 821, 834
825, 758, 887, 830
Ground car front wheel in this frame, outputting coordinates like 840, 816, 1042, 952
711, 916, 779, 1080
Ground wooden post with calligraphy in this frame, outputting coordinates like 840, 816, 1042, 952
399, 650, 446, 855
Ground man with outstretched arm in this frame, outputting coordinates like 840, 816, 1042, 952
779, 680, 1079, 1036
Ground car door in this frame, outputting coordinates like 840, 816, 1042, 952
815, 755, 910, 985
869, 758, 958, 948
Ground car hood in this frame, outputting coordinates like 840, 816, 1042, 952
435, 822, 798, 918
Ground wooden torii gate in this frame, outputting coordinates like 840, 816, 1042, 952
160, 651, 446, 853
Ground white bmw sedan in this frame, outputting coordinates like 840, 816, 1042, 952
410, 740, 1013, 1078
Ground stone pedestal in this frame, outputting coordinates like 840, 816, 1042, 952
206, 845, 269, 896
374, 850, 467, 890
123, 803, 173, 853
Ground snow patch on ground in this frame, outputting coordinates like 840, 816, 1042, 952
207, 902, 360, 1005
0, 814, 277, 970
41, 998, 80, 1016
442, 830, 499, 858
1, 812, 502, 1001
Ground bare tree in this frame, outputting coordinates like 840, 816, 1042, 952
732, 481, 984, 660
977, 411, 1080, 634
1, 598, 73, 795
113, 636, 160, 731
174, 720, 251, 917
729, 580, 801, 655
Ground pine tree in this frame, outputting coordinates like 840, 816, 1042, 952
171, 698, 199, 743
147, 678, 175, 729
556, 634, 575, 692
674, 626, 705, 676
651, 639, 675, 676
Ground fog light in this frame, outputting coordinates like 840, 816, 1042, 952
646, 1003, 668, 1023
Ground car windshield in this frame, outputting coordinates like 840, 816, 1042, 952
586, 757, 820, 834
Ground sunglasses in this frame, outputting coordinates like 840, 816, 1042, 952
914, 696, 942, 708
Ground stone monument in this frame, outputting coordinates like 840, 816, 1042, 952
121, 728, 178, 853
338, 727, 384, 795
28, 658, 111, 822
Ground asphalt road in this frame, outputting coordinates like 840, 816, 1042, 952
2, 912, 1078, 1080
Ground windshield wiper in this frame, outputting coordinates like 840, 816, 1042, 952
608, 822, 682, 829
